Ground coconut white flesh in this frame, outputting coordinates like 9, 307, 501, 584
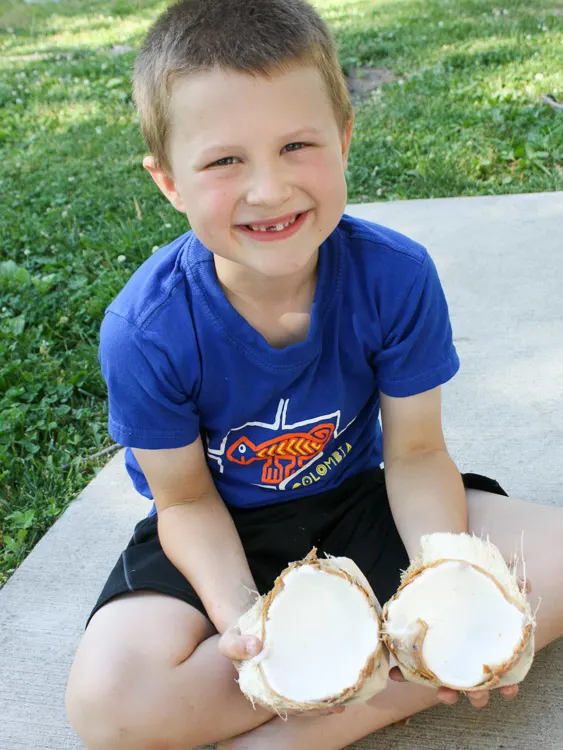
237, 554, 388, 710
260, 566, 379, 702
417, 532, 527, 605
322, 556, 389, 705
326, 556, 381, 612
385, 560, 528, 689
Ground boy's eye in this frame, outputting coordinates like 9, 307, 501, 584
283, 142, 308, 153
205, 142, 309, 168
208, 156, 240, 168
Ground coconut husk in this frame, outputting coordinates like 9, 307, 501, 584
235, 548, 389, 714
381, 533, 536, 691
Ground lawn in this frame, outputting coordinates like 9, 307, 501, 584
0, 0, 562, 585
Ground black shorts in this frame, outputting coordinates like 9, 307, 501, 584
87, 468, 508, 628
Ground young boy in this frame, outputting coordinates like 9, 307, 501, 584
66, 1, 563, 748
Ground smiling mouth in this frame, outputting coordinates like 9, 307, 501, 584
244, 212, 303, 233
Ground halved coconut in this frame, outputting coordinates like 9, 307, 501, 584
235, 549, 388, 714
381, 532, 535, 691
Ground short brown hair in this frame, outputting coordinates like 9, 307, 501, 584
133, 0, 353, 176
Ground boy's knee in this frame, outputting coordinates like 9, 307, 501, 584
66, 654, 159, 750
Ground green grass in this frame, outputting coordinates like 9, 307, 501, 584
0, 0, 562, 586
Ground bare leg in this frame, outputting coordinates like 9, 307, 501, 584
66, 592, 273, 749
219, 490, 563, 750
464, 489, 563, 648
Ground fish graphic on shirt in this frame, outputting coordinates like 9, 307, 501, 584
226, 423, 335, 484
206, 398, 356, 490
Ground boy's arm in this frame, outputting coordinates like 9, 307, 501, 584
132, 438, 258, 635
380, 385, 468, 560
381, 386, 522, 709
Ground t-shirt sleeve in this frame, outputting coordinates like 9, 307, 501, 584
373, 251, 460, 397
99, 311, 201, 449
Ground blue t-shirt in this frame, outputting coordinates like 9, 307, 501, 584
99, 214, 459, 513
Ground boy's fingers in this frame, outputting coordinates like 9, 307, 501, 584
436, 687, 459, 705
438, 687, 490, 709
467, 690, 490, 709
499, 684, 519, 699
218, 629, 262, 661
393, 666, 516, 709
393, 670, 459, 705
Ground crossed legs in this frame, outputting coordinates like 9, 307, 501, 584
66, 490, 563, 749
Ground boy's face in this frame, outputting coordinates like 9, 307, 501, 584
144, 65, 353, 281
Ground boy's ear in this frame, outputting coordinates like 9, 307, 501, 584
341, 115, 355, 170
142, 156, 186, 213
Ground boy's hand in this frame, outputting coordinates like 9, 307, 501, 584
218, 626, 263, 661
389, 667, 519, 708
388, 574, 530, 709
219, 628, 345, 715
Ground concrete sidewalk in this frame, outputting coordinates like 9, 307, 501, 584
1, 191, 562, 749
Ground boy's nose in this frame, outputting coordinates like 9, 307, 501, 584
245, 167, 292, 207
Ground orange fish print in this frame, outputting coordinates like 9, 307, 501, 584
226, 423, 336, 484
